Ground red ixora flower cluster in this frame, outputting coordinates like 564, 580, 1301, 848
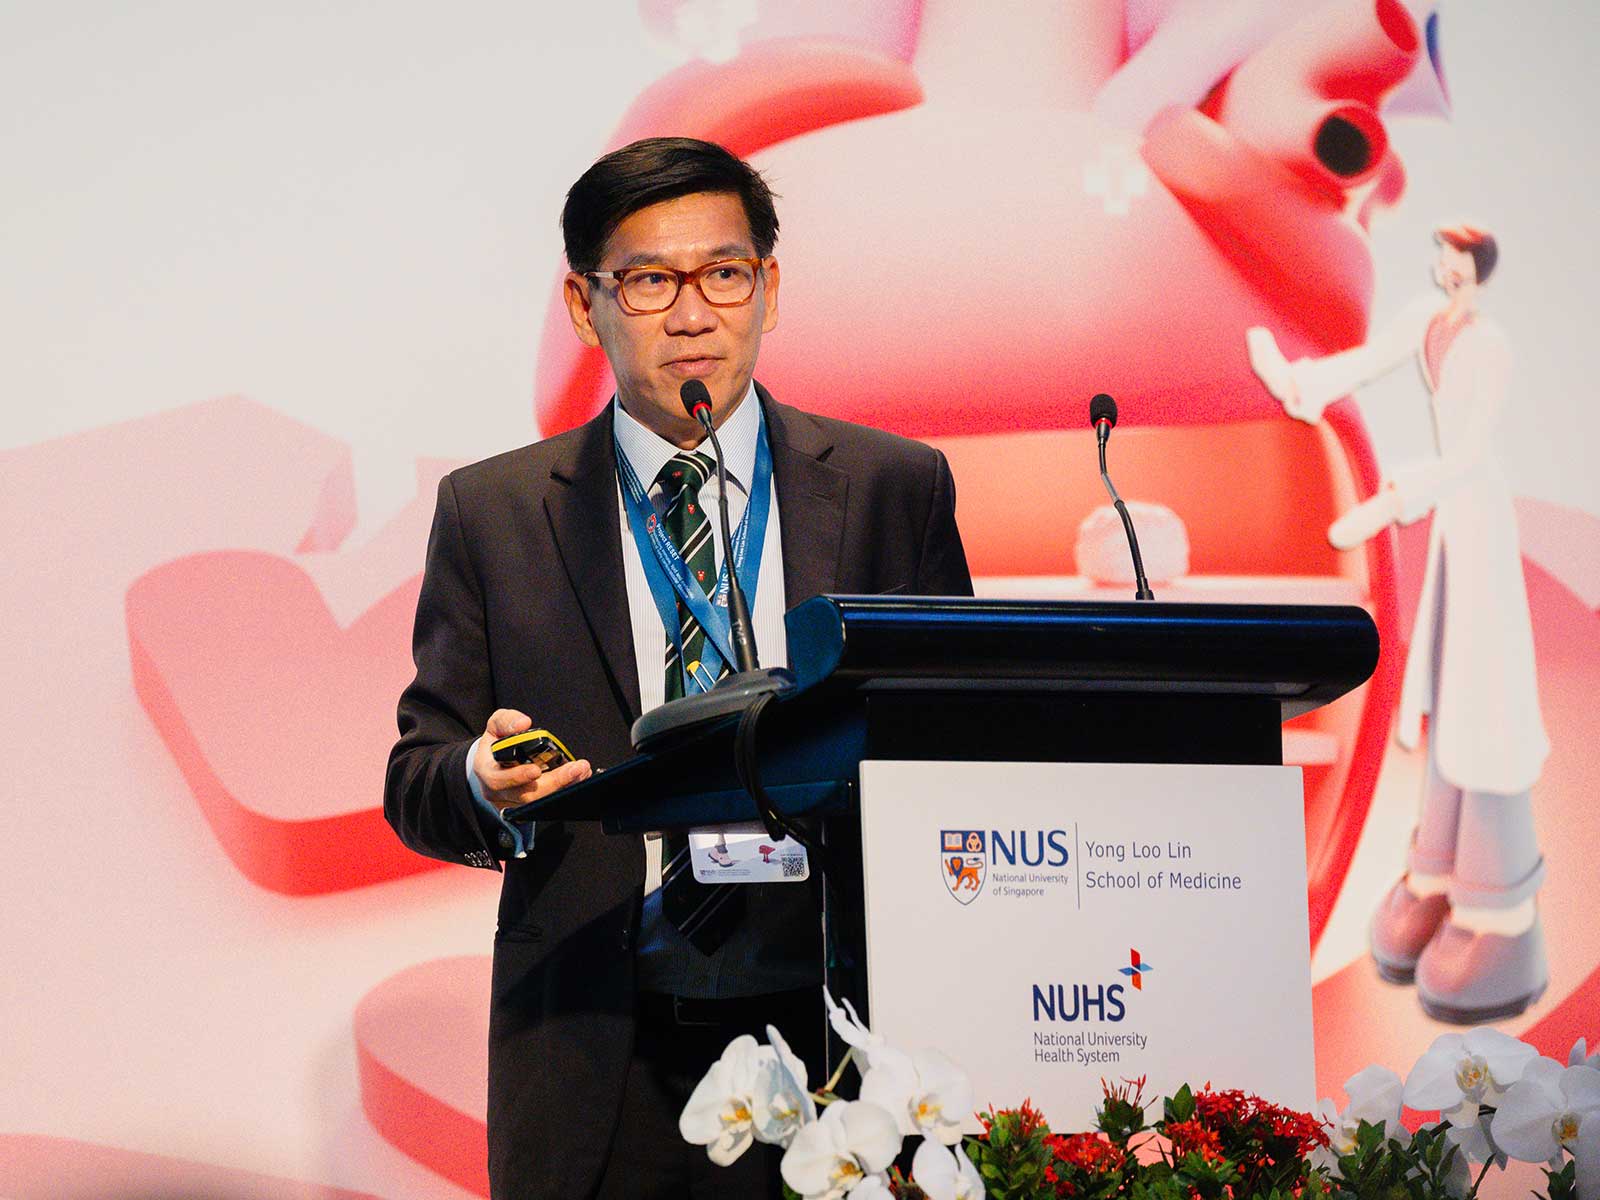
1043, 1129, 1130, 1195
1190, 1086, 1330, 1160
1165, 1118, 1225, 1164
978, 1097, 1050, 1141
1104, 1076, 1146, 1105
1048, 1131, 1128, 1174
970, 1082, 1330, 1200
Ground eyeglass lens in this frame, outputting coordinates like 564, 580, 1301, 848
621, 262, 757, 312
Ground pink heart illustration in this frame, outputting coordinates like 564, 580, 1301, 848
123, 419, 460, 896
127, 550, 434, 895
355, 955, 492, 1197
0, 1134, 385, 1199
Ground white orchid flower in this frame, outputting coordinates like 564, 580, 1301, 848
818, 991, 975, 1144
1572, 1038, 1600, 1071
1311, 1097, 1344, 1173
822, 991, 892, 1071
1576, 1111, 1600, 1200
1312, 1065, 1405, 1171
1342, 1064, 1406, 1136
679, 1034, 772, 1165
779, 1099, 902, 1200
850, 1175, 895, 1199
1490, 1058, 1600, 1169
1445, 1110, 1508, 1170
912, 1138, 986, 1200
860, 1046, 975, 1146
1403, 1028, 1538, 1124
754, 1023, 817, 1147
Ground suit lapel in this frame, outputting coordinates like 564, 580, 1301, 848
759, 383, 848, 603
543, 405, 643, 722
541, 386, 841, 723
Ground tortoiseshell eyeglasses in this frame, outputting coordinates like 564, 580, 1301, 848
584, 257, 766, 314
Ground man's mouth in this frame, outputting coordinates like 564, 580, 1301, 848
663, 356, 721, 379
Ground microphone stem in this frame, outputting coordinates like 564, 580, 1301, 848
698, 412, 760, 671
1097, 426, 1155, 601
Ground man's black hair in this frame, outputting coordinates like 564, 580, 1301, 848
561, 137, 779, 273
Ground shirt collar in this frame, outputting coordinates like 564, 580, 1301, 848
612, 380, 761, 496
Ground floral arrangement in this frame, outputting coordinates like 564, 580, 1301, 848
678, 993, 1599, 1200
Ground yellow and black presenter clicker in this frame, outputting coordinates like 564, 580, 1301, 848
489, 728, 575, 770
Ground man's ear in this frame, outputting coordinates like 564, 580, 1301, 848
563, 272, 602, 348
760, 257, 780, 334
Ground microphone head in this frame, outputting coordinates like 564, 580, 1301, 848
1089, 393, 1118, 428
679, 379, 713, 420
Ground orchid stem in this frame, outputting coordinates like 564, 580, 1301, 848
1471, 1158, 1492, 1196
821, 1048, 855, 1096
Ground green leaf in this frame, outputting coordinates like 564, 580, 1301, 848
1423, 1133, 1442, 1169
1166, 1084, 1196, 1124
1540, 1158, 1577, 1200
1354, 1120, 1387, 1154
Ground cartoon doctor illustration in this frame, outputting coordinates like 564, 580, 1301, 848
1247, 224, 1550, 1023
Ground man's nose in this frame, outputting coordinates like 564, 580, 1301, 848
662, 279, 718, 335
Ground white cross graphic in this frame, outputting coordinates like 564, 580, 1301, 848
1084, 140, 1152, 218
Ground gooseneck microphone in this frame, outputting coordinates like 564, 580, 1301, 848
1088, 393, 1155, 601
680, 379, 759, 673
635, 380, 787, 758
666, 379, 810, 854
1090, 392, 1116, 448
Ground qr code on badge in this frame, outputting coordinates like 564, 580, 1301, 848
780, 855, 807, 878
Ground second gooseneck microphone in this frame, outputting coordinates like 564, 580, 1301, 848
1089, 393, 1155, 601
680, 379, 760, 673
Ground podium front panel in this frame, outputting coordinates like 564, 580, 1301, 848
858, 759, 1316, 1126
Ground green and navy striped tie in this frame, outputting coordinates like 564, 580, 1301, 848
653, 451, 742, 952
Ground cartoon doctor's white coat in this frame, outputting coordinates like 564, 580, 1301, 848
1262, 295, 1548, 794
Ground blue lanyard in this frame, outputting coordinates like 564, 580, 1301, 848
616, 411, 773, 696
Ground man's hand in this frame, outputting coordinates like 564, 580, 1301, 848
473, 709, 592, 812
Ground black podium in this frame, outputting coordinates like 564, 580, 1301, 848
519, 595, 1379, 1068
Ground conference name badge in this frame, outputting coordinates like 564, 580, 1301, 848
689, 823, 810, 883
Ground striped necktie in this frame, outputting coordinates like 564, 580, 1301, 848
656, 450, 725, 701
652, 450, 743, 953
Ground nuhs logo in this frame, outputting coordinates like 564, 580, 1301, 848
1031, 983, 1127, 1023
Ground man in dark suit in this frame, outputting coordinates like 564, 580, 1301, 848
385, 138, 971, 1199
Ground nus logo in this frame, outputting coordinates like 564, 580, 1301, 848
989, 830, 1070, 867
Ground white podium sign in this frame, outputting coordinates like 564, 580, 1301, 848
858, 760, 1314, 1129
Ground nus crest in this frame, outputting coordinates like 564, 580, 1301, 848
940, 829, 986, 905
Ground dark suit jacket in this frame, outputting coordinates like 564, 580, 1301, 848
384, 384, 972, 1199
